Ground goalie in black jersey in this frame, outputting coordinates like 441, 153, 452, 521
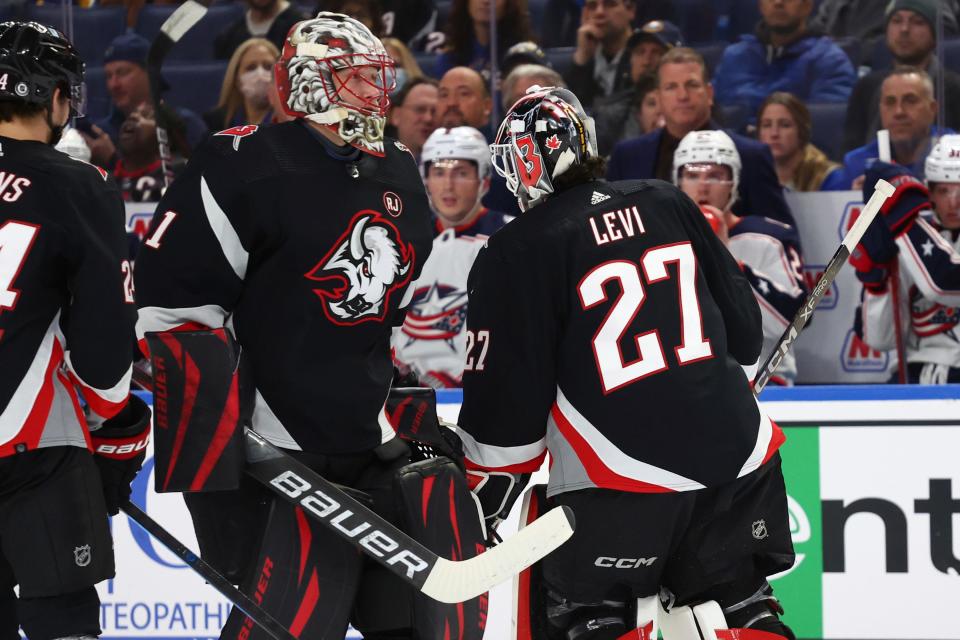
458, 86, 797, 639
0, 21, 150, 640
135, 13, 488, 640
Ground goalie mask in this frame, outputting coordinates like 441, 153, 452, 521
490, 86, 598, 212
276, 12, 395, 155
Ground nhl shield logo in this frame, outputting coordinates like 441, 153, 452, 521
752, 520, 769, 541
74, 544, 91, 567
383, 192, 403, 217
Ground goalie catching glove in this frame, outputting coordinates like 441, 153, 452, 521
90, 394, 152, 515
850, 162, 930, 293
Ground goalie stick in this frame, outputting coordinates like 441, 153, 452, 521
147, 0, 210, 188
120, 501, 296, 640
243, 428, 575, 604
752, 178, 896, 393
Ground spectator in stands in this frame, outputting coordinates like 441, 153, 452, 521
387, 77, 439, 160
501, 41, 551, 78
607, 47, 794, 224
500, 63, 564, 111
434, 0, 534, 79
841, 66, 953, 188
592, 19, 682, 154
437, 66, 493, 136
84, 33, 206, 170
811, 0, 957, 44
843, 0, 960, 152
320, 0, 384, 35
204, 38, 279, 132
213, 0, 306, 60
757, 92, 846, 191
713, 0, 856, 119
540, 0, 675, 48
383, 37, 425, 97
566, 0, 636, 111
380, 0, 443, 51
114, 102, 188, 203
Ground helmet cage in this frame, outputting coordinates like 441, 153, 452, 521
490, 86, 597, 212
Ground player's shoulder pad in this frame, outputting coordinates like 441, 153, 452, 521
377, 136, 425, 187
45, 149, 122, 203
730, 215, 800, 246
193, 123, 285, 184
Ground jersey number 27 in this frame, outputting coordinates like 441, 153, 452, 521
578, 242, 713, 393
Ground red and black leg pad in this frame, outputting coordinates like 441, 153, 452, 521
386, 387, 465, 469
391, 457, 488, 640
145, 329, 252, 493
513, 483, 549, 640
219, 499, 363, 640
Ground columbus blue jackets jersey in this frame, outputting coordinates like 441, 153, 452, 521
458, 179, 783, 497
0, 136, 135, 457
135, 122, 434, 454
860, 211, 960, 374
728, 216, 806, 385
394, 208, 512, 387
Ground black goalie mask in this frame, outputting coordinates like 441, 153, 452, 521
490, 86, 598, 212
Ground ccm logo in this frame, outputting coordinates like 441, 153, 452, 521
594, 556, 658, 569
270, 470, 431, 579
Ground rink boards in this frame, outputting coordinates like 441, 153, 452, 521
94, 385, 960, 640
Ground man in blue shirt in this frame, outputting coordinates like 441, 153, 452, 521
713, 0, 856, 119
607, 47, 794, 225
841, 66, 954, 188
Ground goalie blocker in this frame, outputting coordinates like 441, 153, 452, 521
146, 331, 489, 638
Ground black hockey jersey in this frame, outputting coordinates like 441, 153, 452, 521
134, 122, 434, 454
458, 179, 783, 496
0, 136, 135, 458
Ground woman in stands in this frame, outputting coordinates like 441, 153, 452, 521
383, 37, 426, 96
204, 37, 279, 131
434, 0, 534, 80
757, 91, 847, 192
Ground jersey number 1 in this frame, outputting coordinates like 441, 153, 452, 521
0, 221, 40, 312
578, 242, 713, 393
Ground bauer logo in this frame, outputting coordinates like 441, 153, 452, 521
840, 329, 890, 372
802, 266, 838, 310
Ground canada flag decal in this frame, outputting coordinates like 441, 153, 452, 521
545, 134, 561, 153
305, 211, 415, 326
215, 124, 259, 150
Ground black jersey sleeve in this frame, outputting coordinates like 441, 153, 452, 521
675, 192, 762, 365
457, 236, 556, 473
134, 138, 262, 343
58, 169, 135, 419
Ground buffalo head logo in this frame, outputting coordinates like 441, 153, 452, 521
306, 211, 414, 325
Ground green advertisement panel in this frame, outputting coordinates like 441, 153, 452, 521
772, 427, 822, 638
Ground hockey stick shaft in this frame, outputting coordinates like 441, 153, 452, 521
242, 428, 574, 604
120, 501, 296, 640
753, 179, 896, 393
147, 0, 209, 188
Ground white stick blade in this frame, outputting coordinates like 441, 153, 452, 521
841, 178, 896, 252
420, 505, 575, 603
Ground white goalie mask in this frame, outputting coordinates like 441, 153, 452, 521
276, 12, 395, 155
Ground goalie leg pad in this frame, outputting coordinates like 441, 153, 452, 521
390, 456, 488, 640
146, 329, 251, 493
218, 498, 363, 640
